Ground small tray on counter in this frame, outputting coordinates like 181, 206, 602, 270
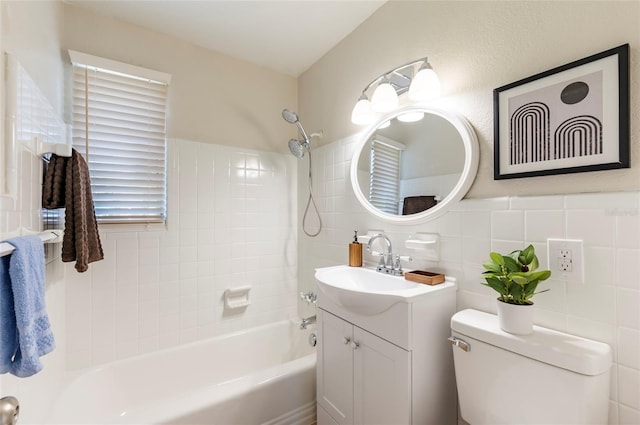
404, 270, 445, 285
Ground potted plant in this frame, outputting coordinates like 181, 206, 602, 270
481, 245, 551, 335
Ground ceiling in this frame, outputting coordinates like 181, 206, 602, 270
64, 0, 386, 77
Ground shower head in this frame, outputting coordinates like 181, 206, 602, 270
288, 139, 308, 159
282, 108, 310, 143
282, 109, 299, 124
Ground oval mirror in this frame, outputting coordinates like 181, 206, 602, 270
350, 105, 479, 224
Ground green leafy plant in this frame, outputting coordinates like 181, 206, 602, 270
481, 244, 552, 305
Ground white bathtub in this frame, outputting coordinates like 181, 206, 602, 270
50, 320, 317, 425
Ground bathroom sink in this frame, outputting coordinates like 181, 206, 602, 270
315, 265, 451, 316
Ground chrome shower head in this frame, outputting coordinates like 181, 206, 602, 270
282, 109, 299, 124
282, 108, 310, 143
288, 139, 308, 159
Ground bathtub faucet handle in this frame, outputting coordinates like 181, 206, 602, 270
299, 291, 317, 304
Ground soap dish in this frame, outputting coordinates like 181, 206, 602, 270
405, 270, 445, 285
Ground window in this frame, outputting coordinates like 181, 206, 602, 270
369, 137, 403, 215
69, 51, 170, 224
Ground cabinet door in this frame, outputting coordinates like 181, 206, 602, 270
353, 327, 411, 425
317, 310, 354, 425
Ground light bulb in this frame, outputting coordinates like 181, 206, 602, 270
351, 95, 376, 125
371, 80, 399, 112
408, 63, 441, 101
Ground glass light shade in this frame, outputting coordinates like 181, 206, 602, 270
378, 120, 391, 129
351, 97, 376, 125
370, 82, 399, 112
408, 67, 441, 101
397, 111, 425, 122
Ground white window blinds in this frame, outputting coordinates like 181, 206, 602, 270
70, 51, 170, 224
369, 139, 402, 214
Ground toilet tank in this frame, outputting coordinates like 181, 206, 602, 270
450, 309, 612, 425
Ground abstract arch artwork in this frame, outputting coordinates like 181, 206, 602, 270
554, 115, 603, 159
510, 102, 550, 164
493, 44, 629, 179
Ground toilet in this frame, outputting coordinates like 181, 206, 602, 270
450, 309, 612, 425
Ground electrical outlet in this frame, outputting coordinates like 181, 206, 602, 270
547, 239, 583, 284
558, 257, 572, 272
559, 249, 572, 259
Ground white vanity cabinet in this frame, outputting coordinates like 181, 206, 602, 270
315, 276, 457, 425
317, 309, 410, 425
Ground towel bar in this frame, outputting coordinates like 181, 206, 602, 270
0, 229, 63, 258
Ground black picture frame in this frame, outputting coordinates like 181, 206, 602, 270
493, 44, 629, 180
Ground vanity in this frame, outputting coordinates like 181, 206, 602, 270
315, 266, 457, 425
314, 97, 480, 425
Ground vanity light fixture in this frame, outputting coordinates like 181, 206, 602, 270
370, 76, 399, 112
351, 57, 440, 125
408, 61, 441, 101
351, 93, 376, 125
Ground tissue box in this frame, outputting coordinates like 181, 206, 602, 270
404, 270, 445, 285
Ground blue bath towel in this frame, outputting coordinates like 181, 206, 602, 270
0, 254, 17, 374
2, 235, 55, 377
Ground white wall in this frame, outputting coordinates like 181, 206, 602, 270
62, 3, 298, 154
298, 2, 640, 424
57, 2, 301, 369
299, 1, 640, 198
65, 138, 298, 369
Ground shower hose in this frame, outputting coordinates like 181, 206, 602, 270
302, 149, 322, 237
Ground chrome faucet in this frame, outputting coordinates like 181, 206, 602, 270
300, 315, 316, 329
366, 233, 412, 276
366, 233, 393, 272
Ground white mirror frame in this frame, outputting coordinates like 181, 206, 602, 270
350, 105, 479, 224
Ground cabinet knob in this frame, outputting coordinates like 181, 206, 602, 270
343, 337, 351, 345
350, 341, 360, 350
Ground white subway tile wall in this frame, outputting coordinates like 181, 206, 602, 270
298, 136, 640, 424
2, 118, 639, 423
64, 138, 298, 369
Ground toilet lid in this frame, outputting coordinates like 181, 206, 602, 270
451, 309, 612, 376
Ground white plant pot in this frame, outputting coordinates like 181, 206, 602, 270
496, 299, 534, 335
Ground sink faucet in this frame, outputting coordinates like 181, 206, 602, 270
366, 233, 412, 276
366, 233, 393, 273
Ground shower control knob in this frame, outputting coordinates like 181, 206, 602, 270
299, 291, 317, 304
0, 396, 19, 425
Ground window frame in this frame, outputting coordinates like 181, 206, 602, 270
69, 50, 171, 225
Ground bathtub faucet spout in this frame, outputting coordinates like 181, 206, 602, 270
300, 315, 316, 329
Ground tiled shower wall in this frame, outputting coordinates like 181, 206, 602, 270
65, 138, 298, 370
298, 136, 640, 425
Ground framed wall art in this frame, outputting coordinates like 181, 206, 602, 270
493, 44, 629, 180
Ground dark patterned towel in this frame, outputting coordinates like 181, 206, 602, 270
42, 149, 103, 272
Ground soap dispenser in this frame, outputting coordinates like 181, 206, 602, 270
349, 230, 363, 267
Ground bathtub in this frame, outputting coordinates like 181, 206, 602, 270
50, 320, 317, 424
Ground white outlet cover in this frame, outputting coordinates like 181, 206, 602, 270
547, 239, 584, 284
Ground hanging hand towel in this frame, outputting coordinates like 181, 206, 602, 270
0, 255, 17, 374
5, 235, 55, 377
43, 149, 104, 272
